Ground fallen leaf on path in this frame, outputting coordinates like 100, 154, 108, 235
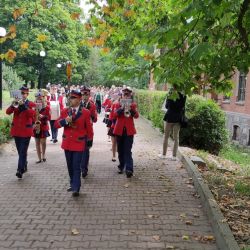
185, 220, 193, 225
124, 184, 129, 188
180, 213, 186, 218
71, 228, 79, 235
182, 235, 189, 240
152, 235, 160, 241
166, 246, 175, 249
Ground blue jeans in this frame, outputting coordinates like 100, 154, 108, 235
116, 135, 134, 173
49, 120, 58, 140
64, 150, 86, 192
14, 137, 31, 173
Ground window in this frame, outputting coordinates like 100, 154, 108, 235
237, 71, 247, 102
232, 125, 240, 141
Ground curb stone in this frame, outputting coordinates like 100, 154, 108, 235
141, 116, 240, 250
178, 152, 240, 250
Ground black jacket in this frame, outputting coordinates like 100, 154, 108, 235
163, 92, 186, 123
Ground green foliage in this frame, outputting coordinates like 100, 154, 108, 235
235, 181, 250, 197
2, 63, 24, 90
88, 0, 250, 94
180, 95, 228, 155
135, 90, 228, 154
135, 90, 166, 132
0, 0, 89, 86
0, 116, 11, 144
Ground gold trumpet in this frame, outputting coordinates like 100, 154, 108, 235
35, 103, 42, 135
12, 99, 24, 108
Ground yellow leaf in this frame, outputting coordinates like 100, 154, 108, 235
123, 10, 135, 17
71, 228, 79, 235
166, 246, 175, 249
182, 235, 189, 240
204, 235, 215, 241
13, 8, 25, 20
37, 34, 47, 42
102, 5, 111, 15
5, 49, 16, 62
0, 37, 7, 44
21, 42, 29, 50
9, 25, 16, 33
84, 23, 92, 30
124, 183, 129, 188
101, 47, 110, 54
71, 13, 80, 20
0, 54, 5, 60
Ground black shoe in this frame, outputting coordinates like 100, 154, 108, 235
23, 161, 28, 173
36, 160, 42, 164
42, 158, 46, 162
67, 187, 73, 192
126, 171, 133, 178
16, 171, 22, 179
50, 139, 53, 142
82, 172, 88, 178
117, 165, 123, 174
53, 139, 58, 143
72, 191, 79, 197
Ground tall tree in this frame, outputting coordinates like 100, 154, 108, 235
0, 0, 89, 87
85, 0, 250, 94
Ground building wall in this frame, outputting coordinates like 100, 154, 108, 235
219, 70, 250, 146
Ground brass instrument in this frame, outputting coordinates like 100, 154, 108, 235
10, 90, 24, 108
120, 99, 132, 118
35, 103, 42, 135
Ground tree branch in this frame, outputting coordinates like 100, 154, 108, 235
237, 0, 250, 51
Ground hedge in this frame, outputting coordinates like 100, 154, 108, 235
135, 90, 228, 155
0, 115, 11, 144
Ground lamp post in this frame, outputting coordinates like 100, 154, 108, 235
38, 50, 46, 89
0, 27, 6, 110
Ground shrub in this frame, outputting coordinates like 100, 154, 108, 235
135, 90, 166, 132
135, 91, 228, 155
180, 95, 228, 155
0, 116, 11, 144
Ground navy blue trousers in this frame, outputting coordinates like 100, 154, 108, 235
80, 148, 89, 174
14, 137, 31, 173
64, 150, 86, 192
49, 120, 58, 140
116, 135, 134, 173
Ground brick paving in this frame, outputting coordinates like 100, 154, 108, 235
0, 115, 218, 250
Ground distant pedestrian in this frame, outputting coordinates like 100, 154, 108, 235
158, 87, 186, 161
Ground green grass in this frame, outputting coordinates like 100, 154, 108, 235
219, 144, 250, 167
235, 181, 250, 196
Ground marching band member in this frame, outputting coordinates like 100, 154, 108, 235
113, 87, 139, 178
54, 90, 93, 197
6, 86, 36, 179
102, 95, 113, 141
80, 86, 97, 178
107, 94, 121, 162
33, 91, 51, 163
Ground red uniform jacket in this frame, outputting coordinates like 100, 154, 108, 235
6, 100, 36, 137
113, 102, 139, 136
82, 100, 97, 123
102, 98, 112, 112
32, 106, 51, 137
54, 107, 93, 152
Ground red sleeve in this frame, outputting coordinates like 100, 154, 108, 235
90, 103, 97, 123
84, 110, 94, 140
6, 105, 15, 115
131, 103, 139, 119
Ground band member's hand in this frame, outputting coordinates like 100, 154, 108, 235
130, 109, 136, 117
39, 114, 44, 119
86, 140, 93, 148
65, 116, 72, 124
116, 108, 124, 115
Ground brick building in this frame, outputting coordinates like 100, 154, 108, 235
218, 70, 250, 146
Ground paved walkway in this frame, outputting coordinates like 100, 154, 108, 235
0, 115, 217, 250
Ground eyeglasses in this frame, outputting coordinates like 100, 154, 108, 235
69, 96, 77, 99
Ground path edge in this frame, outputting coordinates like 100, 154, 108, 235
139, 116, 240, 250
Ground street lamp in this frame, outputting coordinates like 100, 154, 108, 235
38, 50, 46, 89
0, 27, 6, 110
